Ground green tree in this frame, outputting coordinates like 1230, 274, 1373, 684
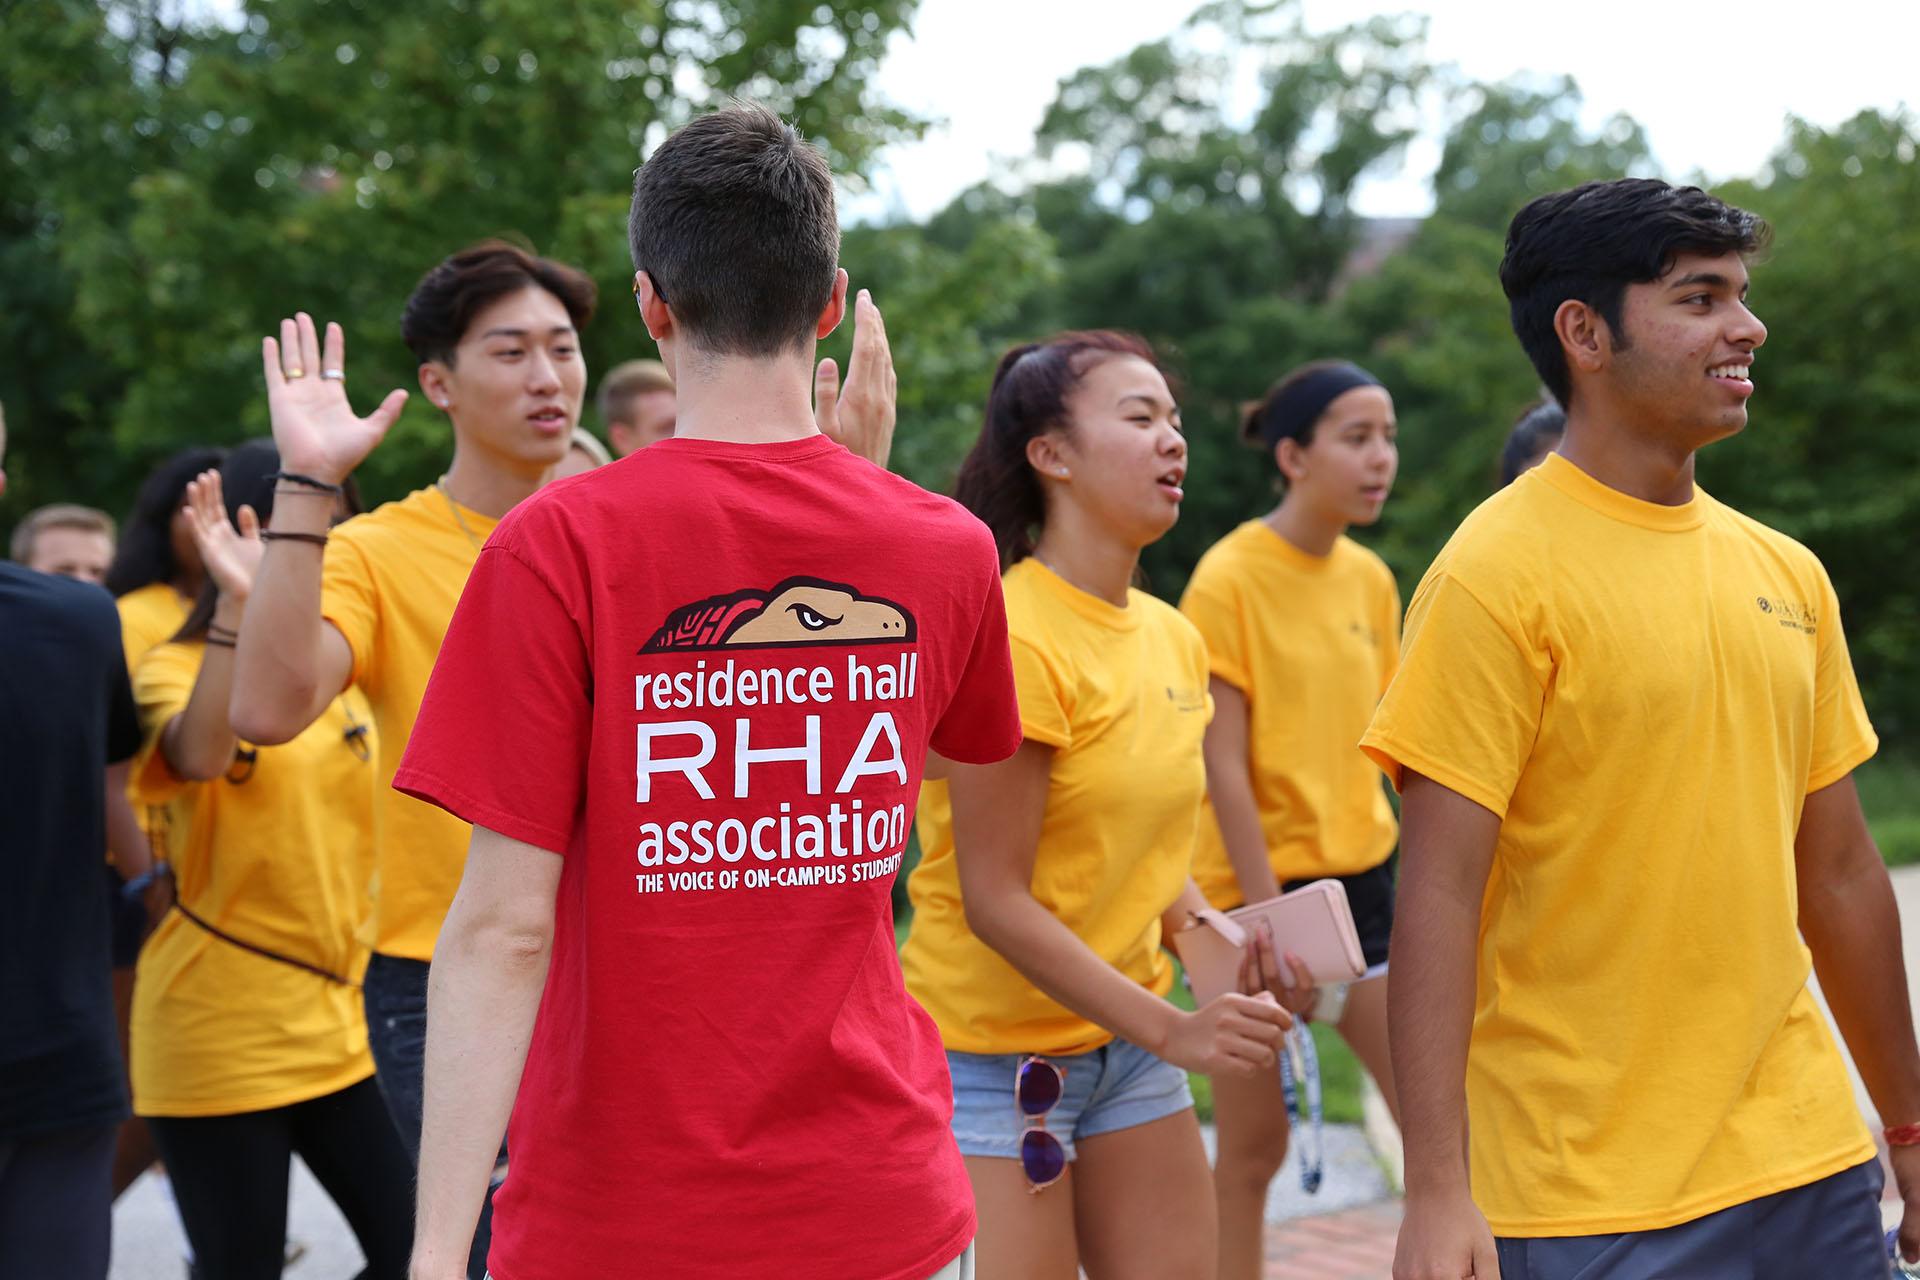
1, 0, 922, 517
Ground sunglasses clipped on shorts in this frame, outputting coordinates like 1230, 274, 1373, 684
1016, 1055, 1067, 1192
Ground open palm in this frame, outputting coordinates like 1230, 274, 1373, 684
182, 471, 264, 601
262, 312, 409, 483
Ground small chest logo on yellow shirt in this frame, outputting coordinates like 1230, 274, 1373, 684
1756, 596, 1817, 635
1165, 685, 1208, 713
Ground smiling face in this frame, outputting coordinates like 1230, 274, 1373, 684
1280, 384, 1399, 526
1606, 250, 1767, 449
1039, 355, 1188, 551
425, 286, 587, 478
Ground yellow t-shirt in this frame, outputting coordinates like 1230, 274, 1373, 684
117, 582, 194, 862
901, 558, 1213, 1056
1180, 524, 1400, 905
322, 486, 498, 961
1360, 453, 1878, 1237
117, 581, 192, 674
130, 640, 379, 1116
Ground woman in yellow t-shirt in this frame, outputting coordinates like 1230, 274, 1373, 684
132, 442, 412, 1278
102, 445, 223, 1196
1178, 359, 1403, 1279
900, 332, 1295, 1280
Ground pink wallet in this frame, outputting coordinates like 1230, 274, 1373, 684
1176, 879, 1367, 1006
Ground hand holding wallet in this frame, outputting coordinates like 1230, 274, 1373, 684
1176, 879, 1367, 1007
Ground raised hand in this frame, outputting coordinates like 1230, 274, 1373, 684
182, 470, 265, 603
815, 289, 896, 469
262, 312, 408, 485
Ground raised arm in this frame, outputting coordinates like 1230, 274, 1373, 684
949, 740, 1288, 1078
232, 313, 404, 744
813, 289, 896, 470
1389, 770, 1502, 1280
410, 825, 560, 1280
159, 472, 256, 778
1796, 772, 1920, 1262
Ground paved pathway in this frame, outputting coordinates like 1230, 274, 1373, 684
112, 865, 1920, 1278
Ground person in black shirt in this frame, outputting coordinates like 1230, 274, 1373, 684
0, 406, 143, 1280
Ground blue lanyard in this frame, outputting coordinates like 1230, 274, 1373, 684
1277, 1023, 1324, 1194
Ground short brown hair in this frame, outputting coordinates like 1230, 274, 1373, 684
401, 239, 598, 366
597, 359, 675, 428
10, 503, 116, 563
627, 102, 839, 356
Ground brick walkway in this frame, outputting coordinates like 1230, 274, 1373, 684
1263, 1201, 1402, 1280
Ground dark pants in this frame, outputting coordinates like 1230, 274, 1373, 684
1495, 1158, 1890, 1279
364, 951, 500, 1280
147, 1076, 412, 1280
0, 1121, 116, 1280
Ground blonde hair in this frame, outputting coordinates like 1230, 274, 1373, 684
597, 359, 675, 429
568, 427, 613, 468
11, 503, 116, 563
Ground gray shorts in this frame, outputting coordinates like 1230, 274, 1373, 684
1494, 1158, 1888, 1279
922, 1241, 975, 1280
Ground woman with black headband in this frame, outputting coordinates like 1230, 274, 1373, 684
128, 441, 413, 1279
1177, 359, 1405, 1280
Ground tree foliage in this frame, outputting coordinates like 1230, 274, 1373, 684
2, 0, 920, 508
5, 0, 1915, 747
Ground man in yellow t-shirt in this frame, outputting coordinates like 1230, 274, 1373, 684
230, 240, 599, 1279
1365, 179, 1920, 1280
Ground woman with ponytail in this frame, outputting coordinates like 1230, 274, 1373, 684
1179, 359, 1404, 1279
901, 333, 1296, 1279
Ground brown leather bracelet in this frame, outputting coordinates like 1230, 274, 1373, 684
260, 530, 328, 547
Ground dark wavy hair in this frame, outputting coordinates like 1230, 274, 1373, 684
104, 446, 226, 597
1500, 178, 1770, 406
173, 440, 362, 643
953, 331, 1164, 569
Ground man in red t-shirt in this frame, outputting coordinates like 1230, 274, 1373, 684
394, 103, 1022, 1280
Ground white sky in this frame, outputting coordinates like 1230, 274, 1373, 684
847, 0, 1919, 221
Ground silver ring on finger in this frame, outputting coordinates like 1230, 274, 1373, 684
320, 369, 344, 381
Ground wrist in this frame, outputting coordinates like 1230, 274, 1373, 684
278, 460, 349, 488
212, 596, 248, 624
1139, 1001, 1183, 1060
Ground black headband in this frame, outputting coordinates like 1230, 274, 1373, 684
1256, 363, 1381, 449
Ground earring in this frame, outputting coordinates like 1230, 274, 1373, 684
1057, 467, 1070, 478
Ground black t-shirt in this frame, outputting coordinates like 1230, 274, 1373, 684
0, 563, 140, 1138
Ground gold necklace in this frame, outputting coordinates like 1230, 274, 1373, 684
435, 475, 484, 553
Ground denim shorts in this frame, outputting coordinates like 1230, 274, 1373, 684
946, 1038, 1193, 1163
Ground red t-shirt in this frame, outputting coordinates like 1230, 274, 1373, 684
395, 434, 1020, 1280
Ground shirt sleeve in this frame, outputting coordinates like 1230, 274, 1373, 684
129, 643, 198, 802
392, 544, 592, 855
320, 530, 380, 692
1806, 566, 1877, 793
1178, 567, 1251, 694
1359, 571, 1547, 819
1006, 634, 1072, 750
929, 554, 1023, 765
